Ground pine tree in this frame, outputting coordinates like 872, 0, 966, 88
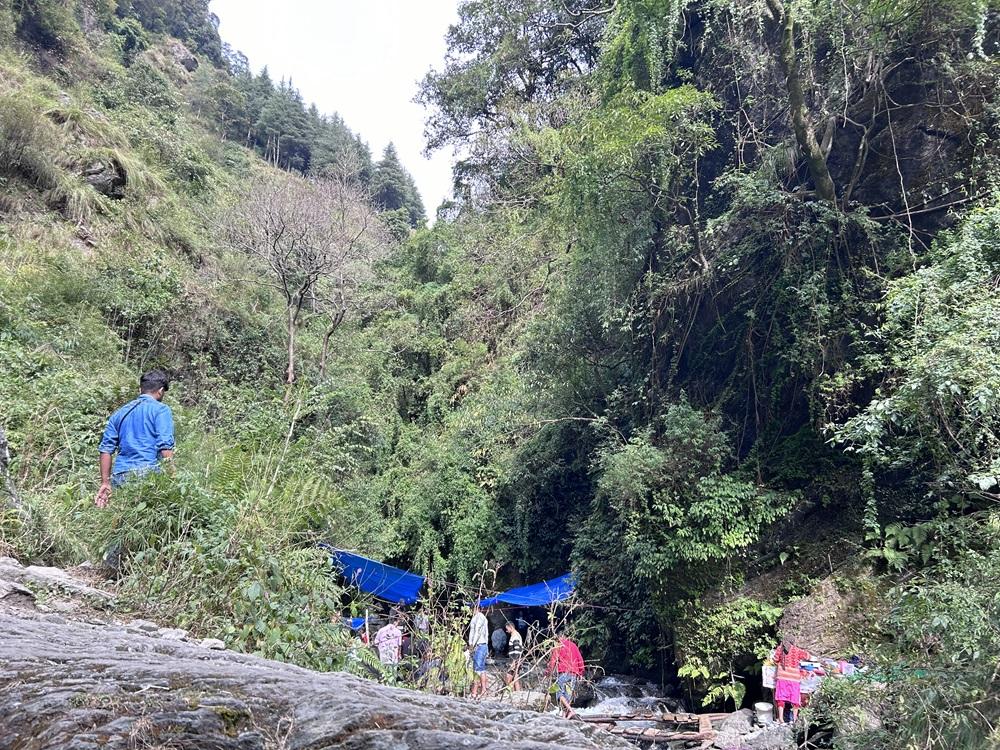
372, 143, 425, 228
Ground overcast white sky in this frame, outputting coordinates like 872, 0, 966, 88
210, 0, 461, 219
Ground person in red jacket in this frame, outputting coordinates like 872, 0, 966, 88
546, 636, 585, 719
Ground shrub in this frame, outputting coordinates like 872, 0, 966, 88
13, 0, 80, 54
835, 201, 1000, 505
92, 246, 183, 352
98, 446, 355, 670
95, 58, 177, 118
675, 597, 784, 709
0, 4, 15, 44
44, 172, 109, 223
46, 103, 124, 145
802, 515, 1000, 750
104, 15, 148, 64
595, 399, 792, 590
0, 234, 135, 496
0, 92, 63, 189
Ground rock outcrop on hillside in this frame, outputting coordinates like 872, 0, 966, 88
0, 561, 627, 750
778, 573, 882, 658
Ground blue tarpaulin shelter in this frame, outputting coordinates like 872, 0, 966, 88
478, 574, 575, 607
325, 547, 425, 605
322, 544, 574, 609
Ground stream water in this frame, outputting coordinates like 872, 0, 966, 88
577, 674, 687, 717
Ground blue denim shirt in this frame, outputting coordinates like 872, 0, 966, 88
99, 394, 175, 479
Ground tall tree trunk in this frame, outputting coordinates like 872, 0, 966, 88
318, 308, 346, 381
285, 306, 296, 385
767, 0, 837, 203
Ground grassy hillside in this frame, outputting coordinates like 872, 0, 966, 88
0, 0, 408, 670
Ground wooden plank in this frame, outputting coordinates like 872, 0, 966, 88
578, 712, 701, 724
614, 727, 717, 742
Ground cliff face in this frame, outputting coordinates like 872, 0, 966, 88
0, 611, 627, 750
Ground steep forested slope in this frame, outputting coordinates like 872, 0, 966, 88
0, 0, 426, 671
2, 2, 1000, 749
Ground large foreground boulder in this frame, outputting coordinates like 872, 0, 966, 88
0, 609, 629, 750
0, 557, 114, 605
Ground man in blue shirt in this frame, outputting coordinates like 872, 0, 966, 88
95, 370, 175, 508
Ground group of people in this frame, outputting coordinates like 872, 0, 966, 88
467, 605, 585, 717
94, 372, 589, 718
370, 610, 430, 668
362, 604, 585, 718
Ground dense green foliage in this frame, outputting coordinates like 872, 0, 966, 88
805, 512, 1000, 748
2, 1, 1000, 747
836, 203, 1000, 505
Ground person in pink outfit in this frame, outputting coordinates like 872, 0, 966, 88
772, 637, 811, 723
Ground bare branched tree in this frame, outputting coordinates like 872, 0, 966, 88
226, 163, 390, 385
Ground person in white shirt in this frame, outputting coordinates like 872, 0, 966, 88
373, 612, 403, 680
468, 605, 490, 698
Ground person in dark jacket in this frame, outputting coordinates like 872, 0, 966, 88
504, 621, 524, 691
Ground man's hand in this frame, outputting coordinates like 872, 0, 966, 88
94, 481, 112, 509
97, 452, 114, 508
161, 450, 176, 476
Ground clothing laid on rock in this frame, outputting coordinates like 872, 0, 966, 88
801, 671, 822, 695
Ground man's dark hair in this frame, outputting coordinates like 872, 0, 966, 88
139, 369, 170, 394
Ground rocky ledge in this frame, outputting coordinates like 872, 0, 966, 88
0, 559, 628, 750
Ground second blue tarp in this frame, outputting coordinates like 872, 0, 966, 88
478, 573, 575, 607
